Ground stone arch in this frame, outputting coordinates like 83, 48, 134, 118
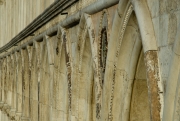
52, 27, 69, 120
38, 39, 50, 121
131, 0, 158, 52
98, 10, 109, 86
72, 13, 96, 121
29, 43, 39, 121
96, 9, 110, 119
101, 0, 162, 121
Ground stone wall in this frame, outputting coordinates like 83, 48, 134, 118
0, 0, 180, 121
0, 0, 55, 47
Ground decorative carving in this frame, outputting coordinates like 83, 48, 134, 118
108, 5, 133, 121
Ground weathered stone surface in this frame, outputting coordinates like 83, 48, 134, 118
144, 51, 162, 121
1, 0, 180, 121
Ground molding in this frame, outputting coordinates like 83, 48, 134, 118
0, 0, 78, 53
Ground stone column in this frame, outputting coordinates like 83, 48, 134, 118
0, 60, 3, 120
45, 36, 55, 121
21, 48, 30, 121
0, 59, 3, 108
3, 57, 9, 118
9, 54, 16, 120
0, 58, 5, 115
6, 56, 12, 117
29, 44, 39, 121
15, 51, 23, 121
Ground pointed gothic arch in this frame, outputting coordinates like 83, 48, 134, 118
96, 9, 110, 119
101, 0, 162, 121
28, 43, 39, 121
52, 27, 69, 120
38, 39, 51, 121
71, 13, 98, 121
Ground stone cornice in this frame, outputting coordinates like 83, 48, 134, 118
0, 0, 119, 58
0, 0, 78, 53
